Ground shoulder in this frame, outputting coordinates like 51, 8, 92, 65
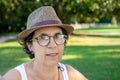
65, 64, 88, 80
0, 69, 21, 80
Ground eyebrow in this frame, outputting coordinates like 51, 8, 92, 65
40, 32, 62, 36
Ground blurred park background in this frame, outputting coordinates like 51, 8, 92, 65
0, 0, 120, 80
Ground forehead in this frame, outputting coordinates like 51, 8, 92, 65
34, 26, 62, 36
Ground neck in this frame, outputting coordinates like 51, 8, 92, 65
31, 61, 59, 80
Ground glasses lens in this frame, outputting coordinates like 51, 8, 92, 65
37, 34, 49, 46
35, 33, 67, 46
54, 33, 67, 44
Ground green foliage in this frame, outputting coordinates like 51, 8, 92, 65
0, 0, 41, 33
0, 0, 120, 33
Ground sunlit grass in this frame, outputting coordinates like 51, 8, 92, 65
0, 28, 120, 80
67, 35, 120, 46
0, 41, 20, 47
74, 27, 120, 33
62, 54, 83, 60
0, 40, 30, 75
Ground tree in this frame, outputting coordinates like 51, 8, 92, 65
97, 0, 120, 25
0, 0, 120, 33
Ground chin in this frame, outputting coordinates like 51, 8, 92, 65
45, 60, 59, 67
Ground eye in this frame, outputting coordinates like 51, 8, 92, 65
55, 33, 66, 39
39, 34, 49, 40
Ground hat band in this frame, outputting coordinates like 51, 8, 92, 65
31, 20, 62, 28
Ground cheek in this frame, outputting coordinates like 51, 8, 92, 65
59, 45, 64, 55
32, 42, 45, 55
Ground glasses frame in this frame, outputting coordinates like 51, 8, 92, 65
30, 33, 68, 47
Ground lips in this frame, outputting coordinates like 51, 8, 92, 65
46, 53, 58, 57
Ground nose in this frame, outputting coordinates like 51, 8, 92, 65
47, 37, 57, 48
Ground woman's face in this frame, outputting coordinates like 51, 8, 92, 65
30, 27, 65, 66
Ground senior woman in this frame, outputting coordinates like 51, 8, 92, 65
0, 6, 88, 80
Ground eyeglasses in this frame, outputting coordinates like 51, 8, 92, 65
30, 33, 68, 46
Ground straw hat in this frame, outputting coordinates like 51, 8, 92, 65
18, 6, 74, 42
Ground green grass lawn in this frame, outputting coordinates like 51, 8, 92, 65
0, 27, 120, 80
74, 26, 120, 34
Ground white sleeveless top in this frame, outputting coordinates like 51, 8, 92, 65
15, 63, 69, 80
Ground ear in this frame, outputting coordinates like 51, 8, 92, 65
26, 42, 33, 51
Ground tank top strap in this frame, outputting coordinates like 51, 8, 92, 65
15, 64, 27, 80
58, 63, 69, 80
15, 63, 69, 80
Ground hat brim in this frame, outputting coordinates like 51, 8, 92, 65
18, 24, 74, 43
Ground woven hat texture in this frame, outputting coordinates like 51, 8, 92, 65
18, 6, 74, 42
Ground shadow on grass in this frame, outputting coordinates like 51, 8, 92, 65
62, 58, 120, 80
0, 46, 30, 75
0, 45, 120, 80
62, 45, 120, 80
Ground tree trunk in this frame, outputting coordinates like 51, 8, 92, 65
111, 16, 117, 26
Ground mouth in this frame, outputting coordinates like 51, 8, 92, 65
46, 53, 58, 57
